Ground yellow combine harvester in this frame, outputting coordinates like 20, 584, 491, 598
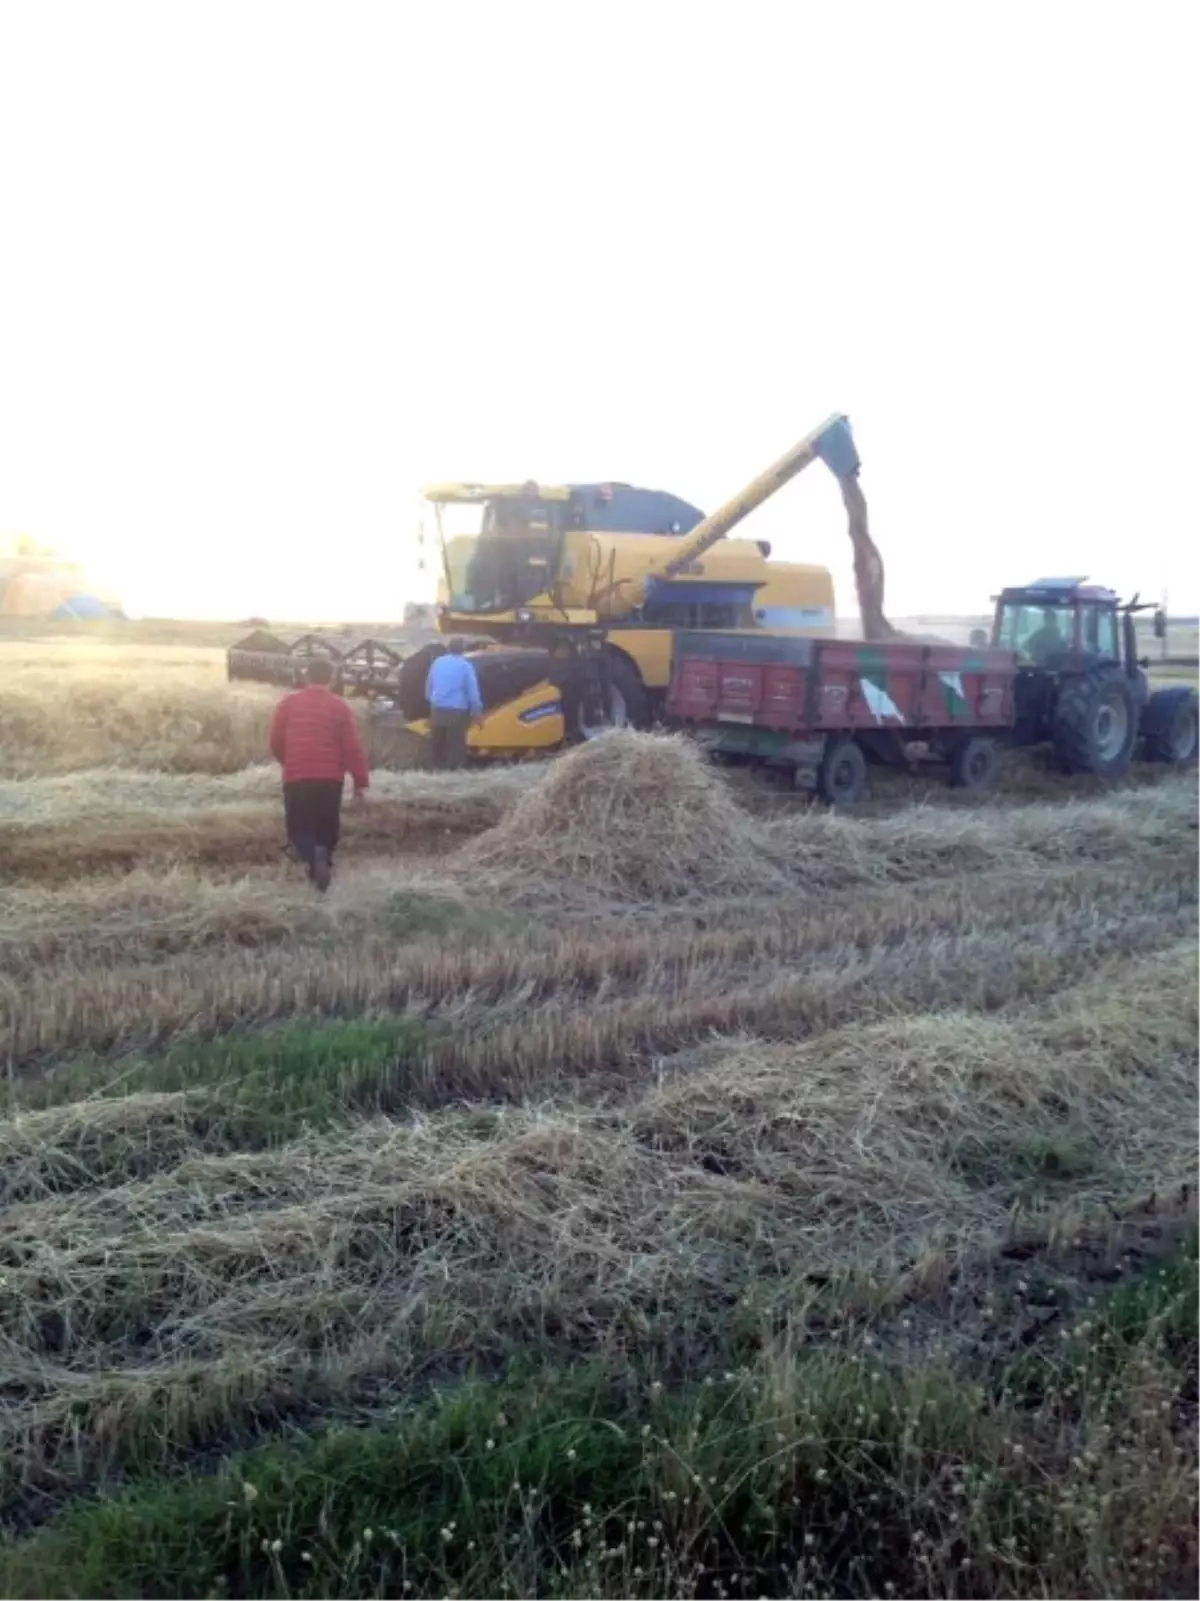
228, 414, 873, 762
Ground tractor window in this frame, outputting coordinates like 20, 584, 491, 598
1082, 606, 1118, 660
996, 602, 1075, 665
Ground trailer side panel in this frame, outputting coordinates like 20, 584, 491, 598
667, 633, 1016, 734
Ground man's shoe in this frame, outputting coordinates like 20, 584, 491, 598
311, 846, 332, 892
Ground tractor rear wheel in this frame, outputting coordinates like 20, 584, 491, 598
817, 737, 868, 805
1051, 667, 1137, 777
950, 734, 1001, 791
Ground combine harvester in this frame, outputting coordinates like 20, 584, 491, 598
227, 415, 1196, 793
228, 415, 878, 761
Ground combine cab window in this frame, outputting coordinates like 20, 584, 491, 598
995, 602, 1076, 666
436, 499, 562, 614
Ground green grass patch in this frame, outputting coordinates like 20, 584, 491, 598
1102, 1225, 1199, 1348
999, 1228, 1198, 1407
380, 888, 531, 944
0, 1357, 1008, 1599
3, 1016, 429, 1145
949, 1129, 1101, 1191
4, 1294, 1195, 1601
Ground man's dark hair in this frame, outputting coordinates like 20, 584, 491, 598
448, 637, 466, 655
305, 657, 335, 686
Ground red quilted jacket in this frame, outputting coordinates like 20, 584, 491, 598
268, 686, 369, 789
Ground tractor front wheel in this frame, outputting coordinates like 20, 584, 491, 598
1051, 668, 1137, 777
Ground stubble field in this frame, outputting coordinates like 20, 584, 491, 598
0, 626, 1197, 1599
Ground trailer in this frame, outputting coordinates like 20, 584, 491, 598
665, 631, 1018, 802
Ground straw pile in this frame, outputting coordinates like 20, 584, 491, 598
457, 730, 790, 904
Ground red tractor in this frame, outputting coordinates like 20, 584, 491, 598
992, 578, 1197, 775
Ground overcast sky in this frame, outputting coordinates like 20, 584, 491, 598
2, 1, 1197, 621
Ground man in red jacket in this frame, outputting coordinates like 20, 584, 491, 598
268, 658, 369, 891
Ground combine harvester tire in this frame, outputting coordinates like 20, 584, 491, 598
564, 652, 652, 743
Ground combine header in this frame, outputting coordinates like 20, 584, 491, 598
227, 629, 431, 698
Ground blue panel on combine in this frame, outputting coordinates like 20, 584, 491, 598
643, 579, 760, 607
567, 485, 706, 535
812, 416, 861, 479
518, 699, 563, 724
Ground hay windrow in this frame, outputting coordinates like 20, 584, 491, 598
450, 730, 1198, 911
0, 630, 1195, 1589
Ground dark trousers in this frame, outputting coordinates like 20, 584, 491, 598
430, 707, 471, 770
283, 780, 343, 870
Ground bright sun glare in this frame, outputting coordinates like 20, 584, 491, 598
1, 3, 1197, 622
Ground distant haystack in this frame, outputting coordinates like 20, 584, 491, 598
0, 536, 124, 620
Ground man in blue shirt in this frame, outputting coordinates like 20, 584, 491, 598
425, 638, 484, 770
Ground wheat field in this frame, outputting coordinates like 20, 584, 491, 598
0, 626, 1196, 1600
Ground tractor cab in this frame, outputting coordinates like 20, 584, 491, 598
990, 576, 1188, 771
991, 577, 1136, 671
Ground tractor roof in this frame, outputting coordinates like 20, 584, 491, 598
997, 576, 1120, 605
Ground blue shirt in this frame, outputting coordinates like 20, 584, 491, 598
426, 652, 483, 716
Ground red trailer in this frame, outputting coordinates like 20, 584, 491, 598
665, 631, 1018, 802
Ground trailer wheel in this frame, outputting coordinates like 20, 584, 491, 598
817, 737, 868, 805
950, 734, 1000, 791
1051, 666, 1137, 777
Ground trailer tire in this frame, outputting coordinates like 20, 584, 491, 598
1141, 687, 1199, 765
950, 734, 1000, 791
1051, 666, 1137, 777
817, 737, 868, 805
